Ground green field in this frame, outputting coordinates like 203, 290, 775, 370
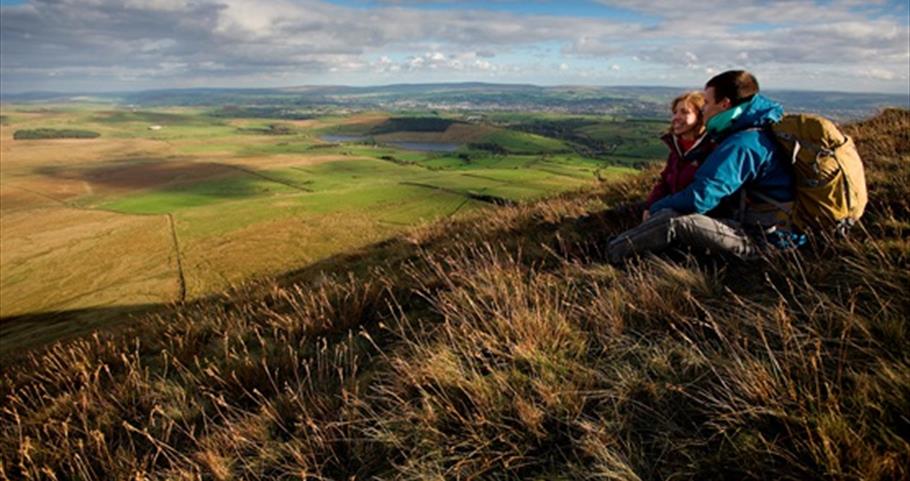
0, 104, 654, 351
477, 129, 570, 153
99, 174, 302, 214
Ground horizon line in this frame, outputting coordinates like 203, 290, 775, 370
2, 81, 909, 99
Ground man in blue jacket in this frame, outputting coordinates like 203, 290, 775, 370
608, 70, 799, 263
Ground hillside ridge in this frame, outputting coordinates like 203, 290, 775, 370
1, 109, 908, 480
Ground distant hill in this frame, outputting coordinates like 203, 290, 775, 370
3, 83, 907, 121
2, 109, 907, 480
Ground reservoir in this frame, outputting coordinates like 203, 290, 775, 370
321, 134, 367, 142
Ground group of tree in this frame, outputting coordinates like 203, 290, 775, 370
13, 128, 100, 140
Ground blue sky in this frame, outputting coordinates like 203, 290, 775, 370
1, 0, 908, 94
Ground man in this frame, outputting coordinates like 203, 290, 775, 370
608, 70, 799, 263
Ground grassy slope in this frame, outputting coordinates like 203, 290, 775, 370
2, 107, 625, 327
1, 110, 908, 480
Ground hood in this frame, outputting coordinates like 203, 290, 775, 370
708, 94, 784, 137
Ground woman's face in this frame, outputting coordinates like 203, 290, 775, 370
671, 101, 701, 137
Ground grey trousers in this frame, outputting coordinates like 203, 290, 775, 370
607, 209, 758, 264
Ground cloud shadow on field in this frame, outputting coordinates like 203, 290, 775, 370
36, 158, 236, 191
33, 158, 313, 213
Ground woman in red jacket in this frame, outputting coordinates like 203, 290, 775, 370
643, 91, 715, 221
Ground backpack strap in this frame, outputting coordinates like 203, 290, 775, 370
787, 139, 801, 165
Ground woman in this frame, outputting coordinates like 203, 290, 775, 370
643, 91, 715, 221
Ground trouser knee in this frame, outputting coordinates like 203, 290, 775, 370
607, 209, 680, 263
668, 214, 702, 238
668, 214, 755, 258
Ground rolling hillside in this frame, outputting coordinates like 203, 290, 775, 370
4, 83, 907, 121
1, 108, 643, 342
1, 109, 908, 480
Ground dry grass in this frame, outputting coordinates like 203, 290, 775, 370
1, 109, 908, 480
0, 135, 171, 174
0, 207, 177, 318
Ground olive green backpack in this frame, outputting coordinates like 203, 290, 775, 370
760, 114, 868, 234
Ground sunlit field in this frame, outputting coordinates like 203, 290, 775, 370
0, 104, 655, 351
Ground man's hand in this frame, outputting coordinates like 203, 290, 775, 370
642, 209, 651, 222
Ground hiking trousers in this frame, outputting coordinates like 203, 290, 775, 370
607, 209, 758, 264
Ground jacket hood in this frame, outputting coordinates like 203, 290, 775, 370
707, 94, 783, 138
728, 94, 784, 132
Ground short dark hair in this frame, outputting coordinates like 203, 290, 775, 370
705, 70, 759, 106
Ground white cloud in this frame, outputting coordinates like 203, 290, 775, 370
0, 0, 907, 93
123, 0, 192, 11
861, 68, 899, 81
385, 51, 504, 73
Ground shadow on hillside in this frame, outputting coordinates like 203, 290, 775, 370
1, 303, 161, 360
0, 197, 637, 361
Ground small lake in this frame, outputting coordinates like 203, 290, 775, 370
320, 135, 460, 153
320, 134, 368, 142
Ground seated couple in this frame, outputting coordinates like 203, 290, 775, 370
608, 69, 804, 264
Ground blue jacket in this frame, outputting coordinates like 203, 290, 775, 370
649, 94, 794, 221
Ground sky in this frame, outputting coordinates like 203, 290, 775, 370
1, 0, 908, 94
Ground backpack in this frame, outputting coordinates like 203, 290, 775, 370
765, 114, 868, 234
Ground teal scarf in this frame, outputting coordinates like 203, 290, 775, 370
706, 103, 746, 136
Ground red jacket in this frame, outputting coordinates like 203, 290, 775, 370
645, 132, 715, 208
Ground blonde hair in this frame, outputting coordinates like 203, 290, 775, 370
670, 91, 706, 134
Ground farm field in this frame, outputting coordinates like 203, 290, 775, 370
0, 104, 655, 351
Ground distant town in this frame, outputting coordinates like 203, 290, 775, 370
4, 83, 908, 121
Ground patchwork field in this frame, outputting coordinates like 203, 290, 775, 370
0, 104, 656, 351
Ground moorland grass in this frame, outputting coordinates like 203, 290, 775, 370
1, 109, 907, 480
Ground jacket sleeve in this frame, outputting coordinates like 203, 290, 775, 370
644, 164, 671, 208
649, 135, 765, 214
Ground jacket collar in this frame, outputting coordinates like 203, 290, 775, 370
661, 131, 708, 159
706, 94, 784, 140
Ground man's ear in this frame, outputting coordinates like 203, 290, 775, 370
721, 97, 733, 109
